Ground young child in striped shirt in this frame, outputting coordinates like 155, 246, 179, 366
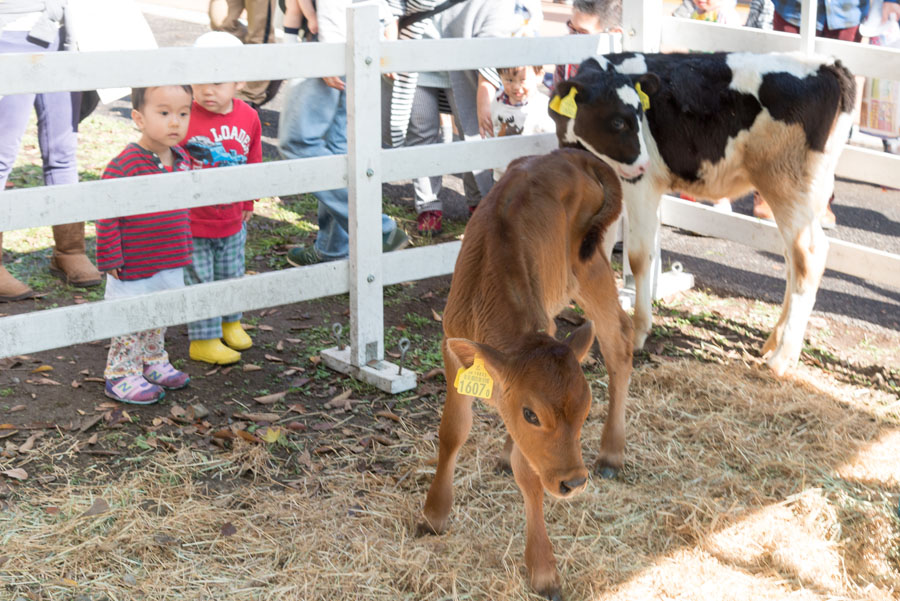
180, 31, 261, 366
95, 85, 195, 405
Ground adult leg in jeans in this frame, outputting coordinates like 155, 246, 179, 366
279, 78, 397, 260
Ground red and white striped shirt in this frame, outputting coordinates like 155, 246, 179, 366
95, 143, 193, 281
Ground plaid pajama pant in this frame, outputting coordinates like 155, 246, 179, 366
185, 226, 246, 340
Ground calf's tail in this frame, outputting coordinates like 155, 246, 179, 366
578, 154, 624, 262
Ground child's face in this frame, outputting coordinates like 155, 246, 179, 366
191, 82, 243, 114
500, 67, 538, 104
132, 86, 192, 153
693, 0, 722, 12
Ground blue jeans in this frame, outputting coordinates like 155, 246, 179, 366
278, 77, 396, 261
0, 30, 79, 191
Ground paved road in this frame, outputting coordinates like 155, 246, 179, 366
117, 4, 900, 336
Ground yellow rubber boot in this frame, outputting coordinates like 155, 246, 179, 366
190, 339, 241, 365
222, 321, 252, 351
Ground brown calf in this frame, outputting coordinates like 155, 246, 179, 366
417, 149, 633, 600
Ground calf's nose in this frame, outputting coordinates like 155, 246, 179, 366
559, 476, 587, 496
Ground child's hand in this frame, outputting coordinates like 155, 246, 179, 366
885, 2, 900, 23
323, 76, 346, 91
242, 210, 253, 223
307, 14, 318, 34
107, 269, 120, 280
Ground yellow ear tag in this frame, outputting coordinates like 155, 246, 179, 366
550, 87, 578, 119
453, 354, 494, 399
636, 82, 651, 111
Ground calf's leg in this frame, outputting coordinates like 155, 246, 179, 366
511, 443, 562, 601
574, 256, 633, 477
624, 187, 661, 350
418, 346, 474, 535
762, 190, 829, 376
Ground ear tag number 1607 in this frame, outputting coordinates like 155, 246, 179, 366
454, 355, 494, 399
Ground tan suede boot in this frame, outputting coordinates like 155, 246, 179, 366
0, 232, 36, 302
49, 222, 102, 287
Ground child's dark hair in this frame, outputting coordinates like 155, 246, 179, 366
498, 65, 543, 77
132, 85, 193, 111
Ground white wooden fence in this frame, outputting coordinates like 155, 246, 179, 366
1, 0, 898, 385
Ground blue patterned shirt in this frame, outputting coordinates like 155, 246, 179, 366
770, 0, 893, 30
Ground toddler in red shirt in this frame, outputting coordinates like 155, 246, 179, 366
95, 85, 195, 404
180, 32, 262, 365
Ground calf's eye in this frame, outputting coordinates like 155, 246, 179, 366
611, 117, 626, 131
523, 407, 540, 426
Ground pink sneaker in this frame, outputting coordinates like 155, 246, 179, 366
105, 375, 165, 405
143, 362, 191, 390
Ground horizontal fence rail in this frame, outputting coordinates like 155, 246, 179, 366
0, 241, 462, 358
659, 18, 900, 82
1, 2, 898, 363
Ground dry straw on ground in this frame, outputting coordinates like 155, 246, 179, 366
2, 359, 898, 600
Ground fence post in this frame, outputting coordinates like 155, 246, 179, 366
618, 0, 694, 306
799, 0, 817, 55
320, 1, 416, 394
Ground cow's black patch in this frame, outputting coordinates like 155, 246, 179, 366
641, 53, 761, 181
759, 64, 848, 152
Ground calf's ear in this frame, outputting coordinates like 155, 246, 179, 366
446, 338, 508, 382
635, 73, 660, 97
564, 320, 595, 363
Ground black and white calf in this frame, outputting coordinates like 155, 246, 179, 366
550, 52, 855, 376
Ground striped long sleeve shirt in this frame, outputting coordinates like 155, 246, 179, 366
95, 143, 193, 280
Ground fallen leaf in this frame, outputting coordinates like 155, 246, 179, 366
372, 434, 395, 446
234, 412, 281, 423
375, 410, 401, 423
212, 428, 235, 440
18, 432, 43, 452
61, 577, 78, 586
431, 308, 443, 322
84, 377, 105, 383
287, 421, 307, 432
254, 391, 288, 405
97, 401, 119, 410
265, 354, 284, 363
276, 340, 284, 352
79, 369, 90, 375
221, 367, 233, 376
328, 389, 352, 404
259, 427, 282, 443
311, 421, 334, 431
243, 364, 262, 372
235, 430, 262, 443
79, 414, 103, 433
285, 338, 301, 343
309, 355, 321, 366
33, 377, 62, 386
205, 367, 220, 376
288, 404, 306, 414
9, 405, 26, 413
44, 506, 60, 515
242, 324, 257, 330
71, 380, 81, 388
1, 468, 27, 480
86, 433, 98, 445
30, 365, 53, 373
0, 424, 15, 429
81, 497, 109, 517
258, 324, 274, 331
220, 522, 237, 536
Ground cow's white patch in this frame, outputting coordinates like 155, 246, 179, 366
726, 52, 827, 96
615, 55, 648, 75
617, 85, 640, 109
564, 119, 579, 145
594, 55, 610, 71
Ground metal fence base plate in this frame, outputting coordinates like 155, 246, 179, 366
320, 346, 417, 394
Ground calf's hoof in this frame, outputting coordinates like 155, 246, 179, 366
534, 581, 563, 601
415, 515, 446, 537
593, 458, 621, 480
